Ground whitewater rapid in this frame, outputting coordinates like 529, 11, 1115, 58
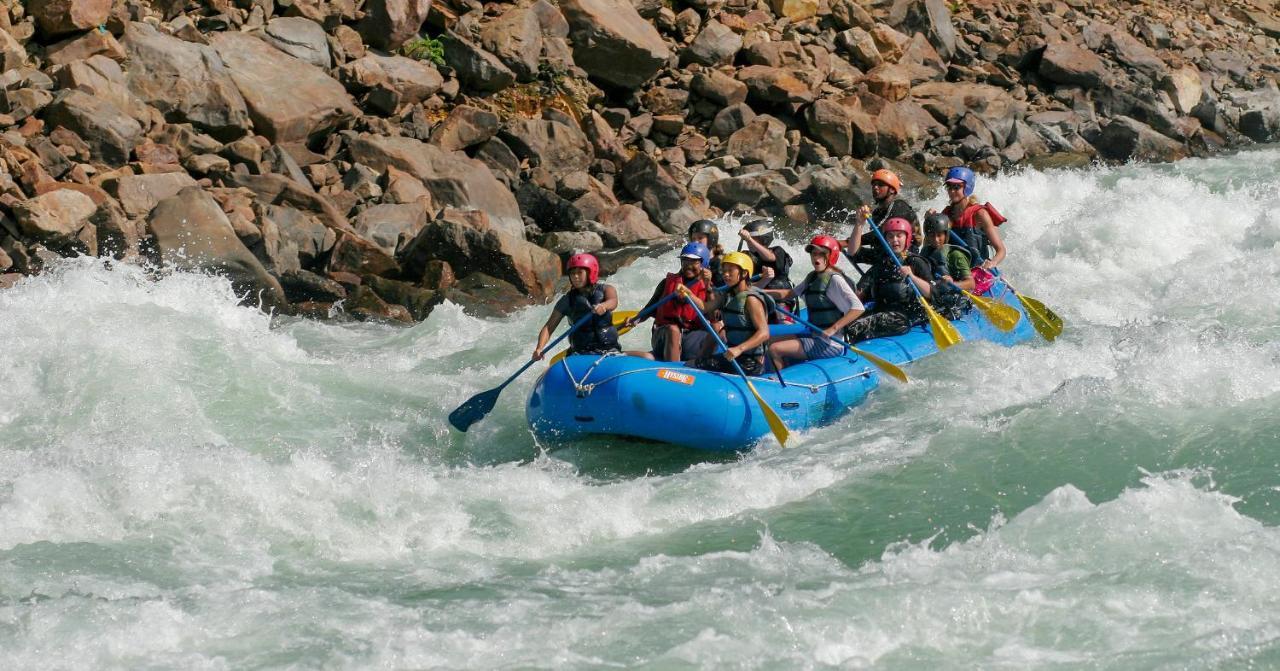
1, 148, 1278, 668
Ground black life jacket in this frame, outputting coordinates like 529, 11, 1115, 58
866, 253, 932, 315
565, 284, 620, 353
802, 269, 854, 329
721, 286, 775, 359
921, 244, 970, 296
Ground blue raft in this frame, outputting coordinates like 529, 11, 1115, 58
527, 282, 1036, 451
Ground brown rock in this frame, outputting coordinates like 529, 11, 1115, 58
683, 20, 742, 66
345, 285, 414, 323
1094, 116, 1187, 162
348, 134, 525, 239
46, 29, 126, 65
112, 172, 199, 217
481, 5, 543, 81
123, 22, 252, 137
261, 17, 332, 69
593, 204, 665, 246
690, 69, 748, 107
620, 153, 703, 234
560, 0, 671, 88
440, 32, 516, 94
500, 118, 594, 176
326, 231, 400, 278
804, 98, 856, 156
429, 105, 500, 151
399, 208, 561, 300
357, 0, 432, 51
726, 115, 789, 169
864, 63, 912, 102
43, 90, 142, 165
338, 54, 444, 104
736, 66, 814, 104
888, 0, 956, 62
352, 202, 430, 256
211, 32, 357, 143
148, 187, 287, 308
28, 0, 110, 37
13, 190, 98, 254
1039, 41, 1108, 88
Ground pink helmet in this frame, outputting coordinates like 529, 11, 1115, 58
971, 266, 995, 294
566, 253, 600, 284
882, 217, 914, 248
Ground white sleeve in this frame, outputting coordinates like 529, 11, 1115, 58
828, 275, 864, 313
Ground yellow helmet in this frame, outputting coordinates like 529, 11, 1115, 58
720, 251, 755, 277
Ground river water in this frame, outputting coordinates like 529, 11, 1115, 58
2, 149, 1279, 669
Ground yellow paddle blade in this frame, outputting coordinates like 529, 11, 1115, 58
849, 346, 909, 384
1017, 293, 1064, 342
920, 297, 963, 350
742, 377, 789, 446
964, 290, 1021, 333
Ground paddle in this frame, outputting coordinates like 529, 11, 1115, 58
867, 217, 962, 350
448, 312, 596, 432
947, 232, 1063, 341
687, 298, 790, 447
935, 276, 1021, 332
775, 307, 909, 384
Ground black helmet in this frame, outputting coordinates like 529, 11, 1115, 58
687, 219, 719, 248
923, 212, 952, 236
743, 217, 775, 247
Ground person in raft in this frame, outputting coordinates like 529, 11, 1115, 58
624, 242, 714, 362
687, 219, 724, 288
762, 235, 865, 367
677, 251, 774, 377
845, 168, 921, 265
940, 166, 1007, 270
845, 217, 935, 343
531, 253, 620, 361
737, 217, 794, 315
918, 212, 974, 320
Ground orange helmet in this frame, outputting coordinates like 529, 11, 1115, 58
870, 169, 902, 193
805, 235, 843, 267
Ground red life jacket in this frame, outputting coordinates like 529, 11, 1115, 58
654, 273, 707, 329
952, 202, 1007, 229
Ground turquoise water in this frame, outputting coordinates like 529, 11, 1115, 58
1, 149, 1279, 668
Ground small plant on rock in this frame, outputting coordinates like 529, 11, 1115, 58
402, 35, 445, 66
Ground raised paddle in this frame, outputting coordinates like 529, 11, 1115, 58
775, 307, 909, 384
947, 231, 1062, 341
448, 311, 596, 432
867, 217, 963, 350
687, 299, 790, 447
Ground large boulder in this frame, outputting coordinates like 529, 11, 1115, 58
13, 190, 98, 255
481, 6, 543, 81
225, 173, 352, 233
726, 115, 789, 169
28, 0, 110, 37
888, 0, 956, 62
261, 17, 332, 69
352, 202, 430, 256
559, 0, 671, 88
804, 99, 856, 156
1094, 116, 1187, 162
358, 0, 432, 51
683, 20, 741, 66
43, 90, 142, 165
440, 32, 516, 94
620, 153, 702, 234
499, 118, 593, 177
112, 172, 199, 218
348, 134, 525, 239
148, 187, 287, 309
123, 23, 251, 137
592, 204, 666, 246
1039, 41, 1108, 88
399, 208, 560, 299
430, 105, 500, 151
211, 32, 357, 143
736, 66, 814, 104
338, 54, 443, 105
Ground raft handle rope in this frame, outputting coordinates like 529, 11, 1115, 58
557, 354, 872, 396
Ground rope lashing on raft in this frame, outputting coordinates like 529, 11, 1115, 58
556, 354, 873, 397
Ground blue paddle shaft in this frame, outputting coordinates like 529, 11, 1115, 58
686, 292, 754, 381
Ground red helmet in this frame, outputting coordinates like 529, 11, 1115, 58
805, 234, 843, 267
870, 168, 902, 193
566, 253, 599, 284
882, 217, 913, 248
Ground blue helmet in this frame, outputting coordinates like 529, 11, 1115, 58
945, 166, 976, 197
679, 241, 711, 268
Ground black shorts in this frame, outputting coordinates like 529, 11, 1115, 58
690, 352, 765, 377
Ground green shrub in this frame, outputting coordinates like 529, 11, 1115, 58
402, 35, 445, 66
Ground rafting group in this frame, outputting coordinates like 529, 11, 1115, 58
530, 167, 1010, 377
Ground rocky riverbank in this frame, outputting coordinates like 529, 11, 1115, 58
0, 0, 1277, 320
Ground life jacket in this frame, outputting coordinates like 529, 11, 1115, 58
921, 244, 970, 296
654, 273, 707, 330
708, 255, 725, 289
801, 269, 854, 329
867, 253, 932, 315
949, 202, 1006, 263
721, 286, 775, 360
565, 284, 619, 353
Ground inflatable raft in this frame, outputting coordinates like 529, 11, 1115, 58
527, 282, 1036, 451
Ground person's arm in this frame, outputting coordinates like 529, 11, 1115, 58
595, 285, 618, 315
627, 282, 666, 327
725, 296, 770, 361
977, 209, 1006, 268
675, 283, 708, 312
900, 260, 931, 298
824, 276, 865, 336
764, 280, 799, 301
949, 251, 975, 291
533, 309, 565, 360
844, 205, 870, 253
738, 228, 776, 263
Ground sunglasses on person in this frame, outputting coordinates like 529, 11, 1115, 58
945, 182, 965, 190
